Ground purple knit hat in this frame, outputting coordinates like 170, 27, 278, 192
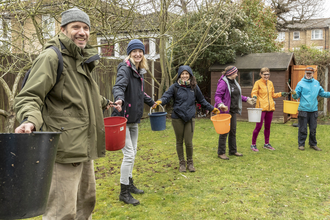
225, 66, 238, 76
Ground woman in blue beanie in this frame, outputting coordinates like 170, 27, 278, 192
112, 39, 155, 206
153, 65, 220, 172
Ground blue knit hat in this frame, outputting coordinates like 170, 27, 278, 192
178, 65, 194, 78
127, 39, 145, 55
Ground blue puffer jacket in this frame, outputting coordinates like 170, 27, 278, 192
160, 73, 214, 122
292, 77, 330, 112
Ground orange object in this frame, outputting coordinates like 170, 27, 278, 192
283, 100, 300, 114
104, 117, 127, 151
290, 65, 317, 118
211, 114, 232, 134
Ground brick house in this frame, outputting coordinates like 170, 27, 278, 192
277, 18, 330, 52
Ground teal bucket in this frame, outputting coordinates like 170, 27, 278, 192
148, 105, 167, 131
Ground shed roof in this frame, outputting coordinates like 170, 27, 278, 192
209, 52, 295, 72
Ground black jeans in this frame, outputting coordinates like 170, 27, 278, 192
217, 112, 237, 155
298, 111, 318, 147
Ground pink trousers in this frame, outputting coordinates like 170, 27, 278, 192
252, 111, 273, 145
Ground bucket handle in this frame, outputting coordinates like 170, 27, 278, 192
210, 112, 219, 117
150, 104, 165, 114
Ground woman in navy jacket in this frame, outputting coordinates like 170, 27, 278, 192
153, 66, 219, 172
112, 39, 155, 206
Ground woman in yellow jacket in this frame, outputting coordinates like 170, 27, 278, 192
250, 67, 289, 151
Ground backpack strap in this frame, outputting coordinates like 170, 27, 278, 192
21, 45, 63, 89
47, 45, 63, 85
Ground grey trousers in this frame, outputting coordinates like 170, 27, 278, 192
172, 118, 195, 161
42, 161, 95, 220
218, 112, 237, 155
120, 123, 138, 185
298, 111, 318, 147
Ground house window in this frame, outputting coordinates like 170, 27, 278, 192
311, 29, 323, 40
42, 14, 55, 39
138, 38, 149, 54
293, 31, 300, 40
100, 39, 114, 56
155, 38, 160, 54
0, 18, 10, 52
277, 32, 285, 42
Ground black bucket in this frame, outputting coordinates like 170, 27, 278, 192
0, 132, 61, 219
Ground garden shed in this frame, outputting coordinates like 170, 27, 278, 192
209, 52, 298, 123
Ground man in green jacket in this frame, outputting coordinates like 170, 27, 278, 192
14, 8, 112, 219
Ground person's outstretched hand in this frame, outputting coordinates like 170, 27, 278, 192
114, 100, 122, 112
152, 100, 162, 109
281, 92, 290, 97
291, 91, 297, 95
218, 103, 228, 112
212, 108, 220, 114
247, 97, 256, 105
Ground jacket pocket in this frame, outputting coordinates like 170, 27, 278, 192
44, 116, 89, 161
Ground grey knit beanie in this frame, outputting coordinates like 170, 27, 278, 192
61, 8, 91, 29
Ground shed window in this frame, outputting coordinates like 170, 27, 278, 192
238, 71, 260, 87
239, 72, 253, 87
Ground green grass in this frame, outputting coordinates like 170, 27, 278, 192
28, 118, 330, 219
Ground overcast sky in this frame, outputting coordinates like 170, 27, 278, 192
319, 1, 330, 18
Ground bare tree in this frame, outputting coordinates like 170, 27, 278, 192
0, 0, 139, 132
265, 0, 326, 30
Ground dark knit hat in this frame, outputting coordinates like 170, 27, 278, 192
305, 67, 314, 74
127, 39, 145, 55
225, 66, 238, 76
178, 65, 194, 78
61, 8, 91, 29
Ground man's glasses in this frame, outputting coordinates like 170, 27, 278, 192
263, 74, 270, 76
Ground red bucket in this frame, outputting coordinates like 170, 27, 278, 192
104, 117, 127, 151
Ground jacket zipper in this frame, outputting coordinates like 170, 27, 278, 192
266, 80, 270, 111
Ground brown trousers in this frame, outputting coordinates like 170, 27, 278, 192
42, 161, 96, 220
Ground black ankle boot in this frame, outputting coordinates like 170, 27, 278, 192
119, 183, 140, 205
129, 177, 144, 194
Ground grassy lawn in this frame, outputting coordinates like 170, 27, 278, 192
28, 118, 330, 219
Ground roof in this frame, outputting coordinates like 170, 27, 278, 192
285, 18, 330, 30
209, 52, 295, 71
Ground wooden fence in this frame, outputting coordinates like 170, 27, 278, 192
0, 58, 161, 132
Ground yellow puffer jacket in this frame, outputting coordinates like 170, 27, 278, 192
251, 79, 282, 111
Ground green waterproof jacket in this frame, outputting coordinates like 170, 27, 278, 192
15, 33, 108, 163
